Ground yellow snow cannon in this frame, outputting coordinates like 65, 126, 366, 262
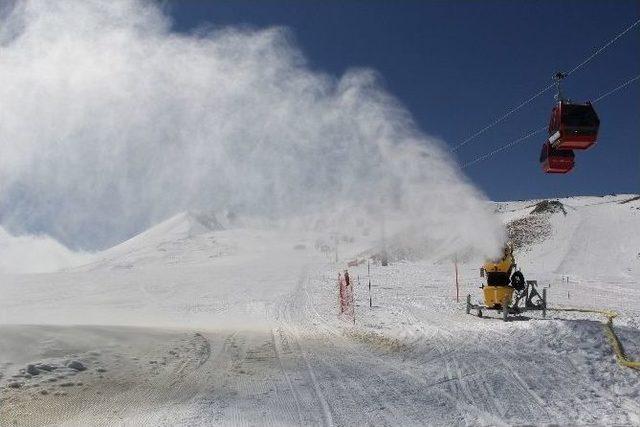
481, 245, 517, 309
466, 244, 547, 321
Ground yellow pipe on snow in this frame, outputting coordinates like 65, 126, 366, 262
550, 307, 640, 371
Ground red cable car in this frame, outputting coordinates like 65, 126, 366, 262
548, 100, 600, 150
547, 72, 600, 150
540, 141, 575, 174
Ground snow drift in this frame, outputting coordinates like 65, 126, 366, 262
0, 0, 502, 258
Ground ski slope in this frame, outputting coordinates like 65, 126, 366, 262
1, 195, 639, 425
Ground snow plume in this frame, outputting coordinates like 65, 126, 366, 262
0, 226, 90, 273
0, 0, 503, 257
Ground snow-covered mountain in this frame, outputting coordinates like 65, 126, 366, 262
77, 211, 232, 271
498, 194, 640, 283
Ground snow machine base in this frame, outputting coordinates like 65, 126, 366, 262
466, 281, 547, 322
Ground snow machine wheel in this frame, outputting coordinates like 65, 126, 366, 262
477, 309, 483, 318
511, 271, 525, 291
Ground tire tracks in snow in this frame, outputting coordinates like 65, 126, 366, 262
300, 269, 624, 425
270, 327, 305, 426
294, 275, 454, 425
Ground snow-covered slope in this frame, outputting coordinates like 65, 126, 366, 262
499, 194, 640, 284
0, 195, 638, 426
78, 211, 231, 270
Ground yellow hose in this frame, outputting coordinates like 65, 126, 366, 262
550, 307, 640, 371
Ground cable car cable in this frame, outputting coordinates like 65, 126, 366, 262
460, 72, 640, 169
593, 73, 640, 103
451, 17, 640, 153
461, 127, 547, 168
564, 18, 640, 78
451, 84, 554, 153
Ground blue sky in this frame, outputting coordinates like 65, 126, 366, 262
168, 1, 639, 201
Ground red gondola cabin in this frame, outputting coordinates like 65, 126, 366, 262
548, 101, 600, 150
540, 141, 575, 174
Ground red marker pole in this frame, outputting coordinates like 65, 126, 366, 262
454, 256, 460, 303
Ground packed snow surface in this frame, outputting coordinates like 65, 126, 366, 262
1, 194, 639, 425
